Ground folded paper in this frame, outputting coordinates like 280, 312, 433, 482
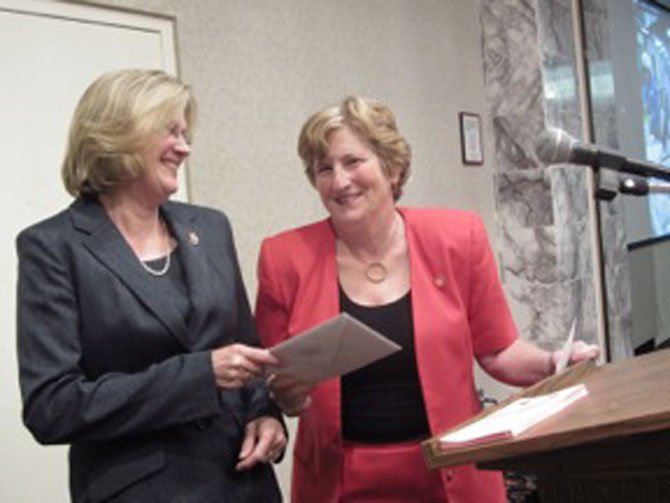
268, 313, 401, 382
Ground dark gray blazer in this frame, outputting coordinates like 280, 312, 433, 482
16, 197, 282, 503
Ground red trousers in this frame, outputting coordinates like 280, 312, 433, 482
340, 440, 447, 502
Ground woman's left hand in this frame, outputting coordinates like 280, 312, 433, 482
266, 373, 315, 416
235, 416, 287, 471
553, 340, 600, 371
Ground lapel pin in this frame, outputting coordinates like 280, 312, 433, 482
188, 231, 200, 246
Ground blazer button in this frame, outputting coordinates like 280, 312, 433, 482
194, 418, 211, 430
434, 274, 446, 288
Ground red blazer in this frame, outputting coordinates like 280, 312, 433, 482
256, 207, 517, 503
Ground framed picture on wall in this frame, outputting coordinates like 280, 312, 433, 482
459, 112, 483, 165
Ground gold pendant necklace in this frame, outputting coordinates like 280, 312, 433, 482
340, 214, 401, 284
365, 262, 387, 283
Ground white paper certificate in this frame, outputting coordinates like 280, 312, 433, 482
439, 383, 589, 447
267, 313, 401, 382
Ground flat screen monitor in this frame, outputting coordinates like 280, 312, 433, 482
635, 0, 670, 237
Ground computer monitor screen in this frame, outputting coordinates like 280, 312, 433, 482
635, 0, 670, 236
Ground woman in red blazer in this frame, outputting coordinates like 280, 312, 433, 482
255, 96, 598, 502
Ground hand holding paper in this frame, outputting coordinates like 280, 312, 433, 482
266, 373, 315, 416
553, 320, 600, 374
555, 320, 577, 374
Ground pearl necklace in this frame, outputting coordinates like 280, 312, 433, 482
339, 215, 401, 284
140, 219, 171, 277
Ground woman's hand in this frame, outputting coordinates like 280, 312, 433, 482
479, 338, 600, 387
267, 373, 315, 416
235, 416, 287, 471
551, 340, 600, 373
211, 344, 279, 390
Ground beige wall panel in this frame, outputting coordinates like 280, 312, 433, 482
98, 0, 498, 295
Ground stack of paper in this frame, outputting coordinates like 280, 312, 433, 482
440, 383, 589, 448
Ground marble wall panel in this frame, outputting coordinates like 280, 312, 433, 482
479, 0, 611, 350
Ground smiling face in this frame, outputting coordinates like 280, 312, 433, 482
62, 69, 197, 198
136, 110, 191, 204
312, 126, 398, 227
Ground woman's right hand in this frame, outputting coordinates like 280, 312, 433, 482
266, 373, 315, 416
211, 344, 279, 389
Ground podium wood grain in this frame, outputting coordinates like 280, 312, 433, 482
422, 349, 670, 502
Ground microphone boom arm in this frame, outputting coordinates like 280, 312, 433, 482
535, 127, 670, 183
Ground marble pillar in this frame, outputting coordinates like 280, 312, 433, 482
478, 0, 632, 358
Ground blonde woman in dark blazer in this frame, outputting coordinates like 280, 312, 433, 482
16, 69, 285, 503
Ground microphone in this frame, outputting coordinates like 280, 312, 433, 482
619, 175, 648, 196
619, 175, 670, 196
535, 128, 670, 183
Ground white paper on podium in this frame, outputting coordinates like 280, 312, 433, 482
268, 313, 401, 382
439, 383, 589, 447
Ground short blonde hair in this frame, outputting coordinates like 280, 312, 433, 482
297, 96, 411, 200
61, 68, 197, 197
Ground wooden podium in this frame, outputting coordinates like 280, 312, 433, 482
421, 349, 670, 502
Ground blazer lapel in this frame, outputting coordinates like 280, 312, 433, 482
161, 203, 215, 349
70, 198, 192, 349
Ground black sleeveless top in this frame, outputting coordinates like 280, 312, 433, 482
340, 287, 431, 443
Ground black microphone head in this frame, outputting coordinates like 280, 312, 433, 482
619, 175, 649, 196
535, 127, 576, 164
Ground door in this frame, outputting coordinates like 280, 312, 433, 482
0, 1, 182, 501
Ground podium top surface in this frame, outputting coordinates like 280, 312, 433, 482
422, 349, 670, 469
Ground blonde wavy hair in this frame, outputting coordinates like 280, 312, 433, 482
61, 68, 197, 197
297, 96, 411, 200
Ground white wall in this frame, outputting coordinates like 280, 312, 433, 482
0, 2, 180, 502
